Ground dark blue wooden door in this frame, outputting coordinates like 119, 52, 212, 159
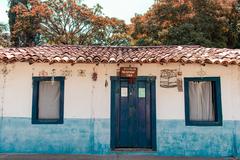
111, 77, 156, 149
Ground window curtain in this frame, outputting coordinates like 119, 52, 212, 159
189, 81, 215, 121
38, 81, 60, 119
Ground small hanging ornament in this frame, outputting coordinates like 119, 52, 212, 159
92, 67, 97, 81
177, 66, 183, 92
104, 65, 108, 87
105, 79, 108, 87
177, 79, 183, 92
92, 72, 97, 81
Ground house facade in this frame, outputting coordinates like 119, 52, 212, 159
0, 45, 240, 157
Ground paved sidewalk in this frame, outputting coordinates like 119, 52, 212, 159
0, 154, 237, 160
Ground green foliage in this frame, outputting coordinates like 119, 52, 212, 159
131, 0, 240, 48
190, 0, 228, 47
131, 0, 193, 46
0, 23, 11, 47
8, 0, 37, 47
9, 0, 130, 47
8, 0, 240, 48
224, 0, 240, 48
164, 23, 213, 46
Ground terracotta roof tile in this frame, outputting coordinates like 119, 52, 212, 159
0, 45, 240, 66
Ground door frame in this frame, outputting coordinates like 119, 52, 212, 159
110, 76, 157, 151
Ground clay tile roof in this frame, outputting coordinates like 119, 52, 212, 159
0, 45, 240, 66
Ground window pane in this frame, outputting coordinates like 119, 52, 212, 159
38, 81, 60, 120
189, 81, 215, 121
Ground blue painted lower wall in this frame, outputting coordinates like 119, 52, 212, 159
0, 117, 239, 157
157, 120, 237, 157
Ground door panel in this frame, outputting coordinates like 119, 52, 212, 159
111, 77, 156, 149
118, 80, 130, 147
136, 80, 152, 148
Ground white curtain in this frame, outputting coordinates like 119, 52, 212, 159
189, 81, 215, 121
38, 81, 60, 119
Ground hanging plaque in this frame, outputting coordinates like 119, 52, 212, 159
177, 78, 183, 92
120, 67, 138, 78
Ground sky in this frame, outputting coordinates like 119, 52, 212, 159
0, 0, 154, 24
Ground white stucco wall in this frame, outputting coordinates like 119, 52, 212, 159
0, 62, 239, 120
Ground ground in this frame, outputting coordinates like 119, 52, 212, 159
0, 154, 237, 160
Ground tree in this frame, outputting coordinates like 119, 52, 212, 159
10, 0, 130, 46
223, 0, 240, 48
93, 17, 130, 46
190, 0, 229, 47
130, 0, 193, 45
163, 23, 213, 46
8, 0, 39, 47
130, 0, 240, 48
0, 24, 11, 47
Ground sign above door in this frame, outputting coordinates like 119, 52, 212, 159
120, 67, 138, 78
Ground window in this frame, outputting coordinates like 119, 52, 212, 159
32, 77, 65, 124
184, 77, 222, 126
